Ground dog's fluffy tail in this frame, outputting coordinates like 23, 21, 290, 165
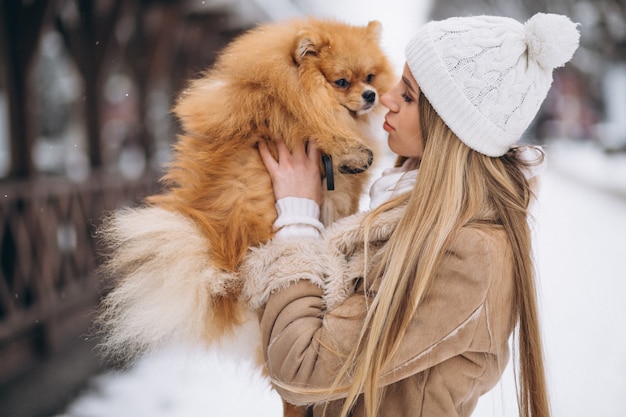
95, 206, 243, 365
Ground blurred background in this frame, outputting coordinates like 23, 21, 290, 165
0, 0, 624, 416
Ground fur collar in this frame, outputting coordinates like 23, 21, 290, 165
323, 203, 406, 255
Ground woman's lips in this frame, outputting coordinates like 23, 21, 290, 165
383, 119, 394, 132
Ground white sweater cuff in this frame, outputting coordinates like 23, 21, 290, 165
274, 197, 324, 239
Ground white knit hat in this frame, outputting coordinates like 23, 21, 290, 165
405, 13, 580, 156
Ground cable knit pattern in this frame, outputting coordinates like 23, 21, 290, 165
274, 197, 324, 238
405, 13, 580, 156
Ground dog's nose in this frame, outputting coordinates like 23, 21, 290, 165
362, 90, 376, 104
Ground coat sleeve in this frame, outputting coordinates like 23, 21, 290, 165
257, 228, 506, 405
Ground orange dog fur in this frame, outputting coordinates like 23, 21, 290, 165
96, 17, 394, 413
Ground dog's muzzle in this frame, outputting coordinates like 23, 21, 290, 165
362, 90, 376, 104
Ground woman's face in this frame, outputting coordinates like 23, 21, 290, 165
381, 63, 424, 159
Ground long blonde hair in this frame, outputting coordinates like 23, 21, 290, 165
331, 91, 550, 417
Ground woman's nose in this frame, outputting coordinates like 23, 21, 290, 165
381, 90, 397, 112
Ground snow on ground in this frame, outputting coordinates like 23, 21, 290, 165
58, 347, 282, 417
56, 142, 626, 417
533, 148, 626, 417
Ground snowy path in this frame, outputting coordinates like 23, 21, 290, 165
534, 168, 626, 416
474, 164, 626, 417
57, 164, 626, 417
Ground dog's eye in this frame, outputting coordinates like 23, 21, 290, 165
366, 74, 375, 83
334, 79, 349, 88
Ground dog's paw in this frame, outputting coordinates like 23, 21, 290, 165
338, 146, 374, 174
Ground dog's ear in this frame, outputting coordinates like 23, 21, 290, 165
366, 20, 383, 41
294, 30, 320, 63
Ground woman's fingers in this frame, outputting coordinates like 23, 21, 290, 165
257, 139, 323, 204
306, 140, 321, 164
258, 140, 279, 175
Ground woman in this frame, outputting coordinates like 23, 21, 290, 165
241, 13, 580, 417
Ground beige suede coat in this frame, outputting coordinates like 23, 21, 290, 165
242, 204, 516, 417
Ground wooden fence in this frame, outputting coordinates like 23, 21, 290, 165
0, 0, 255, 414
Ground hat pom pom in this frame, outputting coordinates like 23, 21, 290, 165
524, 13, 580, 69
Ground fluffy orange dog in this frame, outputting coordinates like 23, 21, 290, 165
97, 17, 394, 414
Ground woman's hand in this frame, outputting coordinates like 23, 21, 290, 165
258, 140, 323, 206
